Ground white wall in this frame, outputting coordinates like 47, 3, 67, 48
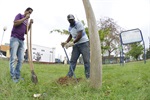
30, 44, 55, 63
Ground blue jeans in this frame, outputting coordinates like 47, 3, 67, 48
9, 37, 24, 79
67, 41, 90, 78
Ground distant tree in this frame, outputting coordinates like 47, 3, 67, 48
83, 17, 124, 57
97, 17, 123, 57
126, 42, 143, 60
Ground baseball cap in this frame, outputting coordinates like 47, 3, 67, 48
67, 14, 75, 20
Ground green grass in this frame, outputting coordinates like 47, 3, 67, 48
0, 58, 150, 100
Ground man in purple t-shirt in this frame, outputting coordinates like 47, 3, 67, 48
9, 7, 33, 83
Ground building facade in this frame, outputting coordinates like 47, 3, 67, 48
0, 44, 56, 63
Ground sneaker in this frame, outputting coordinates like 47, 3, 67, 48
16, 76, 24, 81
12, 78, 19, 83
19, 77, 24, 81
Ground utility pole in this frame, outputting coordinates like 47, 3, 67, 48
148, 37, 150, 51
0, 26, 7, 53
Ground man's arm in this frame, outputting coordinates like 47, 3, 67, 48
66, 34, 72, 43
73, 30, 82, 43
14, 14, 30, 27
14, 18, 27, 27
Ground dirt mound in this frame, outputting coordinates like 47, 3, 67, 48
57, 76, 82, 85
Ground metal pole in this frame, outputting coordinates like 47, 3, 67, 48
0, 27, 7, 52
0, 31, 4, 46
63, 47, 78, 83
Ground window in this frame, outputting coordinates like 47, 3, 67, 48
41, 49, 45, 52
32, 48, 36, 50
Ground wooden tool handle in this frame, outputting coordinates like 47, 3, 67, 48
27, 24, 34, 71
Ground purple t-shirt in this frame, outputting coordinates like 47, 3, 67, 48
11, 13, 28, 41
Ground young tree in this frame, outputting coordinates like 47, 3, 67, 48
126, 42, 143, 60
82, 0, 102, 88
50, 29, 69, 35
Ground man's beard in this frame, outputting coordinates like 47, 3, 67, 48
70, 22, 75, 27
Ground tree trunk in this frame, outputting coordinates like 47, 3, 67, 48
82, 0, 102, 88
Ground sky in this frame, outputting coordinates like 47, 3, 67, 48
0, 0, 150, 59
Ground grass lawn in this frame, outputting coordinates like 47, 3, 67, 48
0, 58, 150, 100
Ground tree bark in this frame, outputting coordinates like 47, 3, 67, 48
82, 0, 102, 88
